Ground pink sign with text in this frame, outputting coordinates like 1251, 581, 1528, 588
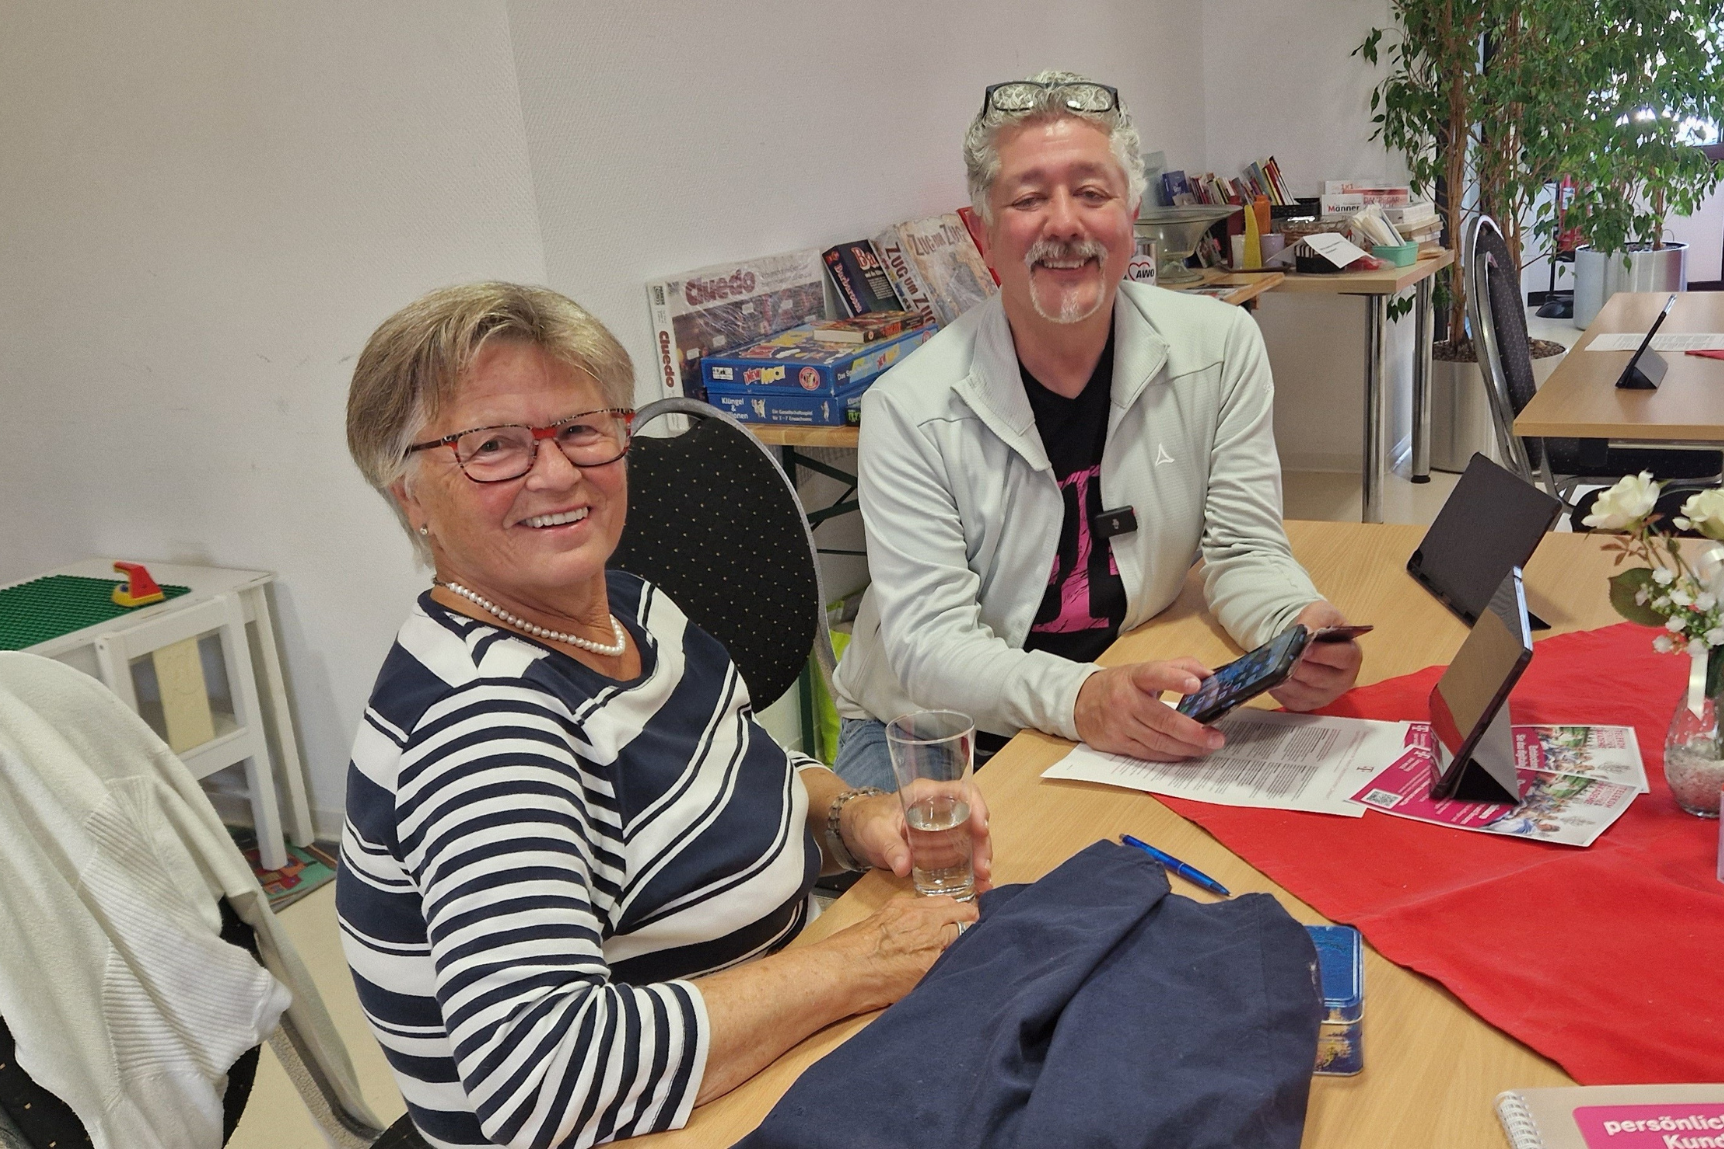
1574, 1103, 1724, 1147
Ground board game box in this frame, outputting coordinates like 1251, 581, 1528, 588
700, 323, 932, 398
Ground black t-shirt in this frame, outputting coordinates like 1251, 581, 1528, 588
1020, 327, 1128, 664
977, 328, 1128, 761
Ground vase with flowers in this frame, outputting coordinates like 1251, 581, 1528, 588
1584, 474, 1724, 816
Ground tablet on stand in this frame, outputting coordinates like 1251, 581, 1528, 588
1428, 567, 1534, 804
1614, 293, 1676, 390
1407, 454, 1561, 630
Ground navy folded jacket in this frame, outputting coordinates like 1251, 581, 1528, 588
739, 840, 1321, 1149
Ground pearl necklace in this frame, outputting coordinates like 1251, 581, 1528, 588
437, 581, 627, 656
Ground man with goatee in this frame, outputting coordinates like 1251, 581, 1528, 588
829, 71, 1364, 789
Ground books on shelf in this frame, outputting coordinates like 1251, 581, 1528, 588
1495, 1083, 1724, 1148
822, 240, 904, 317
1325, 180, 1413, 206
872, 213, 996, 328
645, 249, 826, 402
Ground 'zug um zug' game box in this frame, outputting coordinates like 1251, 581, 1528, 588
700, 323, 933, 399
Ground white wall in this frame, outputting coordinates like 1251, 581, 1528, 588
3, 0, 1424, 831
0, 2, 546, 829
1200, 0, 1419, 472
505, 0, 1207, 407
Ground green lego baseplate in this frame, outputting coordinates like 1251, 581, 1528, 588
0, 575, 193, 651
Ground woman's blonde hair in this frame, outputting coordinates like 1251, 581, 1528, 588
346, 281, 634, 562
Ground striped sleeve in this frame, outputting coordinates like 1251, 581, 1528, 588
396, 681, 710, 1149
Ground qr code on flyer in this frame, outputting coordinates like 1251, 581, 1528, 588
1363, 789, 1402, 807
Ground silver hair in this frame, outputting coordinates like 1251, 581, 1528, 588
963, 68, 1146, 224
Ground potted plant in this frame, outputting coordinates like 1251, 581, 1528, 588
1556, 4, 1724, 328
1359, 2, 1571, 471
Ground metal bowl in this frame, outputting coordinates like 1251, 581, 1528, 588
1135, 205, 1241, 284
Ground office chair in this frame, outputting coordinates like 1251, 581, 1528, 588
611, 398, 838, 712
0, 652, 414, 1149
1465, 214, 1721, 531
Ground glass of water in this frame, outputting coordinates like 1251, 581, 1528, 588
886, 709, 976, 902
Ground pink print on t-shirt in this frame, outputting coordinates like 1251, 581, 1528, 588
1031, 464, 1119, 634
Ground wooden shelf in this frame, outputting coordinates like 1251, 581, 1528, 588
745, 424, 860, 449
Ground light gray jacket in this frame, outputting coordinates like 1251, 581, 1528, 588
830, 281, 1321, 740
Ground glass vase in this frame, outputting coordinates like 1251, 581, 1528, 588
1665, 648, 1724, 818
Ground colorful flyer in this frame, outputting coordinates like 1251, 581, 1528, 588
1350, 724, 1641, 847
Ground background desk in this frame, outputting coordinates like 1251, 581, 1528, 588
631, 520, 1619, 1149
1515, 290, 1724, 441
1271, 251, 1454, 522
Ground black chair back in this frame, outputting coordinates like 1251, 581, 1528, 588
1466, 215, 1548, 480
611, 399, 834, 711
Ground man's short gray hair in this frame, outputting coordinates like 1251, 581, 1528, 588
345, 281, 634, 563
963, 69, 1147, 224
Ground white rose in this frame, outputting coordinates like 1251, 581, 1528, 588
1581, 472, 1660, 531
1670, 588, 1694, 607
1708, 627, 1724, 646
1654, 568, 1676, 586
1679, 488, 1724, 542
1636, 587, 1651, 605
1690, 638, 1709, 656
1655, 634, 1676, 653
1698, 592, 1717, 612
1667, 615, 1688, 633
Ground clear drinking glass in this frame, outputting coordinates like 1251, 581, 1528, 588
885, 710, 977, 902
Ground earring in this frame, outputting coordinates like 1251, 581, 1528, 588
418, 524, 430, 536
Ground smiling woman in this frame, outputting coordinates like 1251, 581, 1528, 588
336, 283, 988, 1149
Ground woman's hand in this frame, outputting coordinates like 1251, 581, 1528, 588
841, 790, 994, 894
819, 893, 979, 1014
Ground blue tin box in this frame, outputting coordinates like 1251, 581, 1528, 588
703, 375, 871, 426
700, 324, 932, 398
1307, 924, 1364, 1076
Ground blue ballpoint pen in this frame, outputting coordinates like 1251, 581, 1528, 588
1120, 834, 1232, 897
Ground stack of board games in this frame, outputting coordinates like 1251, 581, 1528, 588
804, 310, 927, 344
701, 323, 934, 426
645, 249, 826, 402
872, 213, 996, 328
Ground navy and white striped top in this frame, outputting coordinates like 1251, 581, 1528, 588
337, 571, 822, 1149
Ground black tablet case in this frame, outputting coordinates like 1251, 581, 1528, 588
1406, 453, 1561, 628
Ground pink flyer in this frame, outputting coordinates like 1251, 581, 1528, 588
1573, 1102, 1724, 1147
1350, 724, 1640, 847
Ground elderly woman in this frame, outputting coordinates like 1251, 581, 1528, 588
336, 282, 989, 1149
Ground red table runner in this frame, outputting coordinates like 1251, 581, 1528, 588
1160, 622, 1723, 1084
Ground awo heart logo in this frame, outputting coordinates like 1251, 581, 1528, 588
1127, 255, 1157, 284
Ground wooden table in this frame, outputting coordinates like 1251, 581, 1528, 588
1271, 251, 1455, 522
1515, 290, 1724, 441
634, 520, 1620, 1149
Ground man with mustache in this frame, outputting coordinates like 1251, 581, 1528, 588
829, 71, 1362, 791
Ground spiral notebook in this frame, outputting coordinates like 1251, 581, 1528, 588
1495, 1084, 1724, 1148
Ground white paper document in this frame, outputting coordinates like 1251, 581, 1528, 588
1041, 710, 1412, 816
1585, 332, 1724, 351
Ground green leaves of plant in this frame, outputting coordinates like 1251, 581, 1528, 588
1608, 567, 1667, 627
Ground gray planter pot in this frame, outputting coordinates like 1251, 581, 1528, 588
1430, 350, 1567, 473
1573, 243, 1688, 329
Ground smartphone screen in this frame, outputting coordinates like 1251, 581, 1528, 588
1176, 625, 1311, 723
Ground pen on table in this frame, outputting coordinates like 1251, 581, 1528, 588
1120, 834, 1232, 897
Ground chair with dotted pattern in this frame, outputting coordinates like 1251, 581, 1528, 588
612, 399, 837, 712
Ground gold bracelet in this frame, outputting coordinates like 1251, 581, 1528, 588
824, 787, 887, 872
